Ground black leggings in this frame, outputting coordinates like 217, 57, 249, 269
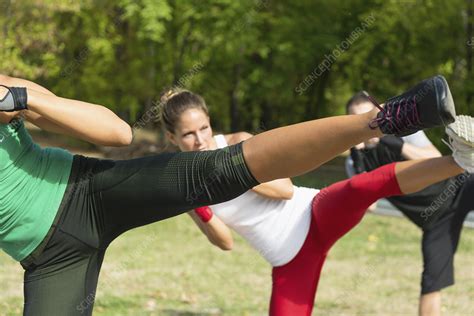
21, 144, 258, 315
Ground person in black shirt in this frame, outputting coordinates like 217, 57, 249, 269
346, 92, 473, 316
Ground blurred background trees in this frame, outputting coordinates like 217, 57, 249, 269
0, 0, 472, 148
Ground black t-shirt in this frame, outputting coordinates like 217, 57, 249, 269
350, 136, 464, 229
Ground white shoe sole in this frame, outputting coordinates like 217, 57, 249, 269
446, 115, 474, 146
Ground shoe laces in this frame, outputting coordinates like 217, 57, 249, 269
365, 92, 422, 134
442, 136, 456, 152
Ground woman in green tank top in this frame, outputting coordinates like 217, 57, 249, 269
0, 74, 462, 315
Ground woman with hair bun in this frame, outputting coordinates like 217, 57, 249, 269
162, 87, 473, 315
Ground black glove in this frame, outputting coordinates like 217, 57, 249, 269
350, 147, 366, 174
0, 85, 28, 112
379, 135, 404, 156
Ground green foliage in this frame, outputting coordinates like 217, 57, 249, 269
0, 0, 472, 134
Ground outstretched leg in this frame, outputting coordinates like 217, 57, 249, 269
245, 75, 456, 182
270, 157, 465, 315
316, 156, 464, 252
244, 110, 382, 181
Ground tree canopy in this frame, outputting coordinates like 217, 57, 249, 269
1, 0, 472, 147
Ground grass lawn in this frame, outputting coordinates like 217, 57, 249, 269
1, 211, 473, 315
1, 162, 473, 315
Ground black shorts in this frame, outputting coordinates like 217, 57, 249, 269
20, 145, 258, 315
420, 173, 473, 294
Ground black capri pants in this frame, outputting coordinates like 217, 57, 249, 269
420, 173, 473, 294
20, 144, 258, 315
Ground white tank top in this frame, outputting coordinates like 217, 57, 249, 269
211, 135, 318, 267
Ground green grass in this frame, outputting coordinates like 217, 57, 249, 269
292, 156, 349, 188
1, 161, 473, 315
1, 212, 473, 316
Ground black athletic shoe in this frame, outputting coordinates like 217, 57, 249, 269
365, 75, 456, 137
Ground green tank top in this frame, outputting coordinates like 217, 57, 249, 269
0, 119, 73, 261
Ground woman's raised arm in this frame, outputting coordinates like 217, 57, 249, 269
0, 75, 132, 146
26, 89, 132, 146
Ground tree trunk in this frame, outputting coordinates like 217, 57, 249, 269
260, 51, 274, 131
173, 21, 194, 86
2, 0, 11, 38
260, 100, 272, 132
113, 6, 128, 121
467, 0, 473, 111
230, 63, 242, 132
305, 67, 330, 119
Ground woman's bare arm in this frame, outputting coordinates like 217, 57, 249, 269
27, 90, 132, 146
0, 74, 132, 146
188, 211, 234, 251
401, 143, 442, 159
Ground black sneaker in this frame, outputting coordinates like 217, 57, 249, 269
365, 75, 456, 137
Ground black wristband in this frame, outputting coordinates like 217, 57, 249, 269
0, 86, 28, 112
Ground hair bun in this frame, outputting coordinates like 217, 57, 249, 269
160, 88, 182, 103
